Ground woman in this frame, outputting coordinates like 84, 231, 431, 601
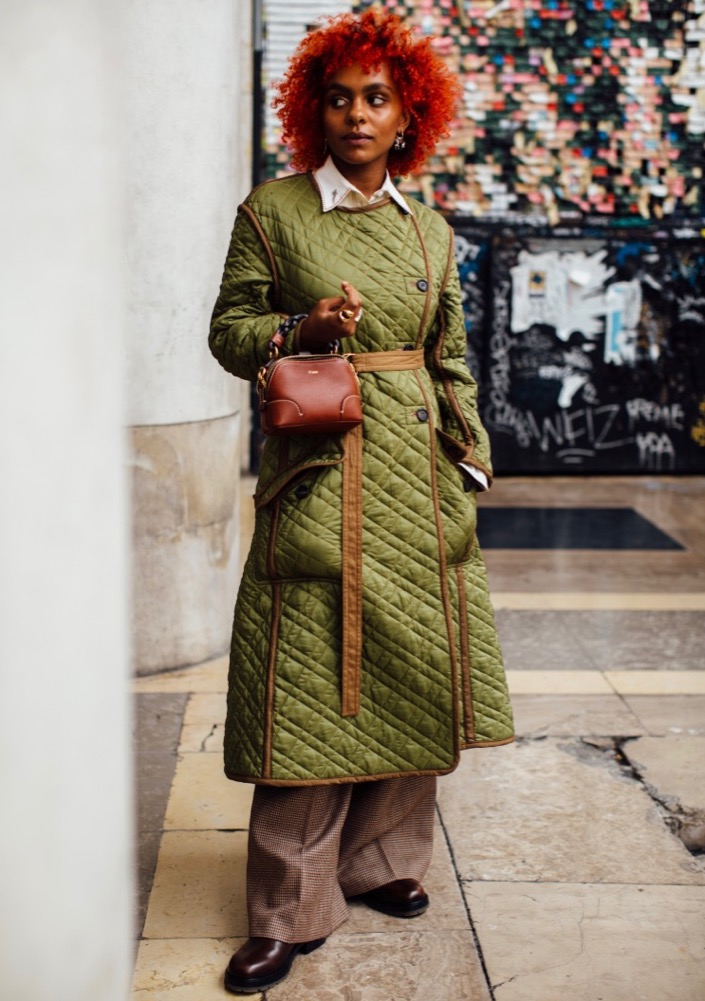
209, 8, 513, 995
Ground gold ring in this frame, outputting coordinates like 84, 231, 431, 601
339, 309, 355, 322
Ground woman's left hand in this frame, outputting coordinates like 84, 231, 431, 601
297, 281, 362, 350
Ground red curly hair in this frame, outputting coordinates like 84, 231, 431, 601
272, 7, 461, 176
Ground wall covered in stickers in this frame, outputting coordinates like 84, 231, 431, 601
262, 0, 705, 473
461, 230, 705, 472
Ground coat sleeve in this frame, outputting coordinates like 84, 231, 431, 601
209, 203, 286, 383
425, 228, 494, 485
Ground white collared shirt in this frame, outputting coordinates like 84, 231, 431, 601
314, 156, 410, 214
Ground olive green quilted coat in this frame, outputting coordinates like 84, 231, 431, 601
210, 173, 513, 786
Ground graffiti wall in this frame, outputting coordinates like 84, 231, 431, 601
457, 229, 705, 471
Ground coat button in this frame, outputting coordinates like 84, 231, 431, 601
416, 408, 429, 423
416, 279, 429, 292
294, 483, 310, 499
403, 344, 414, 351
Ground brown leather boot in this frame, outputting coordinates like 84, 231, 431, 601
224, 936, 327, 994
354, 878, 429, 918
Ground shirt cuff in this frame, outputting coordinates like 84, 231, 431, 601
458, 462, 489, 491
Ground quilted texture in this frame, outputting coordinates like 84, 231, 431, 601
210, 174, 514, 785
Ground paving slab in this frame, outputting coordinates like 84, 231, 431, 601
466, 882, 705, 1001
624, 695, 705, 736
181, 692, 227, 728
133, 656, 228, 694
142, 830, 249, 939
569, 610, 705, 670
511, 694, 644, 738
621, 736, 705, 852
494, 610, 597, 670
437, 740, 705, 884
506, 670, 612, 694
134, 693, 188, 755
492, 592, 705, 611
136, 830, 163, 936
131, 937, 255, 1000
498, 610, 704, 672
137, 753, 185, 833
178, 693, 225, 753
267, 929, 491, 1001
179, 722, 224, 753
134, 693, 189, 831
164, 753, 253, 831
606, 670, 705, 695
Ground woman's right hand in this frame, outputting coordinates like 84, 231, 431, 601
298, 281, 362, 351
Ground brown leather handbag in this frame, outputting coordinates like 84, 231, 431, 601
257, 347, 363, 436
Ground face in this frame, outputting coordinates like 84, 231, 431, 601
322, 62, 410, 178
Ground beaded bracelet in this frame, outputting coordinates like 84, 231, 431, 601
269, 313, 309, 352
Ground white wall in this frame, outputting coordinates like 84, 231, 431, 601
0, 3, 132, 999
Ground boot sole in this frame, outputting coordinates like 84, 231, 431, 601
224, 937, 326, 994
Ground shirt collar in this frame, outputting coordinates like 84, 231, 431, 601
314, 156, 410, 214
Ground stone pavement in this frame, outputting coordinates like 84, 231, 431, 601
131, 476, 705, 1000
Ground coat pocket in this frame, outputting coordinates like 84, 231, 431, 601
434, 429, 478, 565
253, 437, 345, 582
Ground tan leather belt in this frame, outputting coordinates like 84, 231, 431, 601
340, 349, 425, 717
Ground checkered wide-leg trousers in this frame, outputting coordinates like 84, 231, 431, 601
245, 775, 437, 942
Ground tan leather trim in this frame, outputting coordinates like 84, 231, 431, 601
336, 199, 394, 214
439, 226, 455, 298
262, 581, 282, 779
226, 737, 515, 785
351, 349, 424, 373
413, 369, 460, 760
225, 757, 460, 786
436, 430, 493, 488
341, 423, 364, 717
266, 499, 281, 580
256, 456, 344, 511
431, 228, 476, 446
460, 736, 516, 749
409, 213, 434, 349
240, 203, 281, 308
432, 309, 474, 448
455, 565, 475, 742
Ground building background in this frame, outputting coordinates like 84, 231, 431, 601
263, 0, 705, 474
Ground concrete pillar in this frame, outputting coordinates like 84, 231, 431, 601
0, 3, 132, 1000
125, 0, 253, 674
